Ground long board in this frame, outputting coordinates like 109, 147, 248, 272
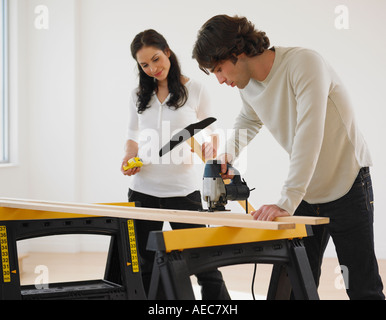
0, 198, 328, 230
0, 198, 293, 230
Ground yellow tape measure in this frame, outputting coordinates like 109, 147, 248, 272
127, 220, 139, 273
0, 226, 11, 283
123, 157, 143, 171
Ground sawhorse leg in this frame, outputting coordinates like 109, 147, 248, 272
267, 239, 319, 300
148, 251, 195, 300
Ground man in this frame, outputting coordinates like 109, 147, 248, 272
192, 14, 384, 299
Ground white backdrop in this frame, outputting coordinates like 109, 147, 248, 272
1, 0, 385, 258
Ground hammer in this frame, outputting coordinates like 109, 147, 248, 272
159, 117, 255, 213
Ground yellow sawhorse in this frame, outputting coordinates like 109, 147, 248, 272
0, 198, 328, 300
146, 224, 319, 300
0, 202, 145, 300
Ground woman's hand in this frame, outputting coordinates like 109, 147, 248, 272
121, 156, 141, 176
121, 140, 140, 176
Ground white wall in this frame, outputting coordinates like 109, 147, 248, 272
1, 0, 386, 258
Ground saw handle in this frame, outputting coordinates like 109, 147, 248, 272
222, 163, 256, 213
203, 160, 254, 212
204, 161, 243, 186
186, 137, 206, 162
186, 136, 218, 163
222, 163, 237, 177
223, 164, 250, 201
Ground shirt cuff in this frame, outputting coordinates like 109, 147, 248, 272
275, 188, 305, 216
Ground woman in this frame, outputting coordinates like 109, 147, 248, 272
121, 29, 230, 300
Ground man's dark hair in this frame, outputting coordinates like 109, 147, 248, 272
192, 15, 270, 74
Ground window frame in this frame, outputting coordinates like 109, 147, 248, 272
0, 0, 8, 164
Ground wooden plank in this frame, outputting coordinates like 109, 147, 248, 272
0, 198, 294, 230
191, 211, 329, 225
0, 198, 329, 225
186, 137, 206, 162
275, 216, 330, 225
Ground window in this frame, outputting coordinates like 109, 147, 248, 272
0, 0, 8, 163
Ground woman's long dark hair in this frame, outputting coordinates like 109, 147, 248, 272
130, 30, 188, 114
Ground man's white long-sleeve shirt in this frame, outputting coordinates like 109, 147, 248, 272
226, 47, 372, 215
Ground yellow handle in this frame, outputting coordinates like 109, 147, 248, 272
186, 137, 206, 162
123, 157, 143, 171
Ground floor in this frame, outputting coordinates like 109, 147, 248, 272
19, 252, 386, 300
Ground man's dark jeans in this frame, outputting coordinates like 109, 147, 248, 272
128, 189, 231, 300
295, 167, 385, 299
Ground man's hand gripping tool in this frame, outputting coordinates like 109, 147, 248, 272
202, 160, 253, 212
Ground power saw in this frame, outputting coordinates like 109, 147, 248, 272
159, 117, 254, 212
203, 160, 252, 212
